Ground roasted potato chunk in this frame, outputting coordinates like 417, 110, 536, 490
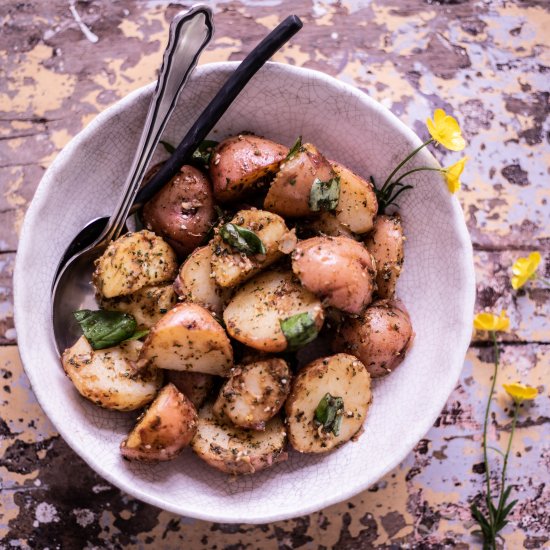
223, 270, 325, 353
191, 402, 287, 475
305, 212, 355, 239
93, 230, 178, 299
62, 336, 162, 411
142, 165, 215, 257
332, 162, 378, 234
166, 370, 216, 410
138, 303, 233, 376
292, 236, 376, 314
210, 135, 288, 202
333, 300, 414, 378
364, 214, 404, 299
210, 209, 290, 288
100, 283, 177, 328
264, 142, 335, 218
285, 353, 372, 453
213, 358, 291, 430
120, 383, 198, 462
174, 246, 230, 316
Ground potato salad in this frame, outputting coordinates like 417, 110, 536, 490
61, 134, 413, 475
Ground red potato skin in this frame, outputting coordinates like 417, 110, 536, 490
292, 236, 376, 314
120, 383, 198, 462
142, 165, 215, 258
209, 135, 288, 202
333, 300, 414, 378
166, 370, 216, 410
264, 143, 335, 218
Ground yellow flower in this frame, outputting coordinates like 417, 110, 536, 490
473, 310, 510, 332
427, 108, 466, 151
511, 252, 541, 290
503, 383, 538, 404
443, 157, 468, 193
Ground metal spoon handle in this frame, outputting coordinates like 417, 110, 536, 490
102, 5, 214, 244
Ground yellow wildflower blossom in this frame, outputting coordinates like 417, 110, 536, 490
503, 383, 538, 404
473, 310, 510, 332
444, 157, 468, 193
511, 252, 541, 290
427, 108, 466, 151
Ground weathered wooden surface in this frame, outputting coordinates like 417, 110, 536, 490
1, 0, 548, 547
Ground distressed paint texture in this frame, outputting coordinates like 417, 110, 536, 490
0, 0, 548, 548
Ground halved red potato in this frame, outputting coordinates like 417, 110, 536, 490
333, 300, 414, 378
291, 236, 376, 314
264, 142, 335, 218
138, 303, 233, 376
174, 246, 230, 316
210, 209, 290, 288
120, 383, 198, 462
285, 353, 372, 453
93, 230, 178, 299
213, 358, 291, 430
210, 135, 288, 202
62, 336, 162, 411
332, 162, 378, 234
364, 214, 404, 299
142, 165, 215, 257
223, 270, 324, 353
191, 402, 287, 475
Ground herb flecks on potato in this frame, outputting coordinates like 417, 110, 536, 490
93, 229, 178, 299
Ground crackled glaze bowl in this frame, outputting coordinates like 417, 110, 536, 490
14, 62, 475, 523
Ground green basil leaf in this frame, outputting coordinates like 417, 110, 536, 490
123, 329, 150, 342
279, 312, 318, 350
220, 223, 266, 255
160, 140, 176, 154
192, 139, 219, 166
314, 393, 345, 436
285, 136, 303, 161
309, 176, 341, 212
73, 310, 137, 350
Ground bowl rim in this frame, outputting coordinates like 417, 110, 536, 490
14, 60, 475, 523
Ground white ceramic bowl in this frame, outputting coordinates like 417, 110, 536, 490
14, 62, 475, 523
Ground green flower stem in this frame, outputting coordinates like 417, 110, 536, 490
393, 166, 443, 185
381, 138, 434, 192
497, 402, 519, 512
483, 331, 500, 536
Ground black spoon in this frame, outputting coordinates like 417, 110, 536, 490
53, 15, 303, 285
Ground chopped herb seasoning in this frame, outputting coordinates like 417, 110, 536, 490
192, 139, 219, 166
220, 223, 266, 255
309, 176, 341, 212
314, 393, 345, 436
280, 312, 318, 350
73, 310, 137, 350
285, 136, 303, 161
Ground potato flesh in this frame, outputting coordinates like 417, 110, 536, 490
305, 212, 355, 239
364, 214, 404, 299
333, 300, 413, 378
292, 236, 376, 314
93, 230, 178, 299
174, 246, 229, 315
62, 336, 162, 411
210, 135, 288, 202
166, 370, 215, 410
191, 402, 287, 475
210, 209, 289, 288
285, 353, 372, 453
332, 162, 378, 234
141, 165, 215, 257
100, 283, 177, 328
264, 143, 335, 218
120, 383, 198, 462
213, 359, 291, 430
223, 270, 325, 352
138, 303, 233, 376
